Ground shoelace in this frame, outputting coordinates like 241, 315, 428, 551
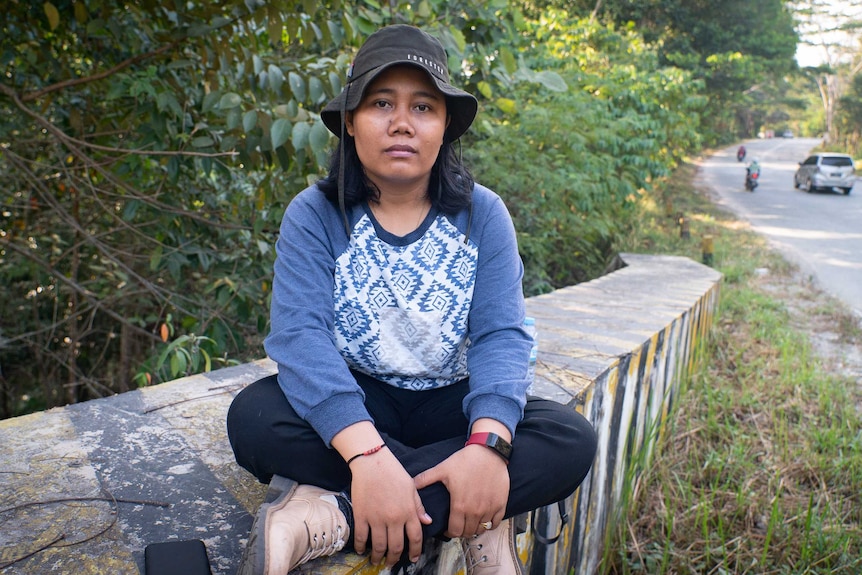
298, 525, 346, 564
464, 536, 488, 569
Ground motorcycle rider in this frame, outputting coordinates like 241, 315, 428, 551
745, 157, 761, 189
737, 145, 746, 162
747, 157, 761, 177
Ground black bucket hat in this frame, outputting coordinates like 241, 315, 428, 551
321, 24, 478, 142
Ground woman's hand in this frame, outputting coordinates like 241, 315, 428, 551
412, 445, 510, 538
349, 449, 432, 567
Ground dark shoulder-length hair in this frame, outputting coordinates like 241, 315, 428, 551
317, 134, 474, 215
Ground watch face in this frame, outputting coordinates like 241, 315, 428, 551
489, 433, 512, 460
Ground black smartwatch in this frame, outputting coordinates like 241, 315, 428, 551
465, 432, 512, 464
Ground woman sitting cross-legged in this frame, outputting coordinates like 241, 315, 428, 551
227, 24, 597, 575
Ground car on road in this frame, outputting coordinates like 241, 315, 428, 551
793, 153, 856, 195
782, 130, 794, 138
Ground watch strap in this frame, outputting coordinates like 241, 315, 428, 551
465, 431, 512, 464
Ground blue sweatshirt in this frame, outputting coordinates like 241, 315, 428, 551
264, 182, 532, 446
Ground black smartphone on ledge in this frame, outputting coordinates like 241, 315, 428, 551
144, 539, 212, 575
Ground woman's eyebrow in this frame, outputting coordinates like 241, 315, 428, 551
366, 86, 442, 100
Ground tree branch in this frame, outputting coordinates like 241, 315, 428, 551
0, 86, 250, 230
2, 83, 237, 159
0, 238, 163, 342
19, 44, 177, 103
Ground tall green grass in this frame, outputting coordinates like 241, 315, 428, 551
604, 162, 862, 574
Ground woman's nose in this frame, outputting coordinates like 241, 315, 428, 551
389, 107, 414, 135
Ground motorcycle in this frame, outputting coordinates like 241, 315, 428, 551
737, 146, 746, 162
745, 171, 759, 191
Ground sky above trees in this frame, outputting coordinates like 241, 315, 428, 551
794, 0, 862, 67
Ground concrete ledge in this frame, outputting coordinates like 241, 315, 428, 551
0, 253, 721, 574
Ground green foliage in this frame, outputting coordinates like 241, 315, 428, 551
607, 161, 862, 574
580, 0, 800, 142
836, 74, 862, 157
0, 0, 801, 417
0, 0, 356, 414
792, 0, 862, 144
133, 315, 240, 386
0, 0, 566, 415
466, 14, 704, 293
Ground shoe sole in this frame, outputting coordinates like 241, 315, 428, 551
237, 475, 299, 575
506, 518, 525, 575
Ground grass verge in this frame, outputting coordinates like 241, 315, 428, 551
604, 159, 862, 574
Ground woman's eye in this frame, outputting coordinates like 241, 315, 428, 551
415, 104, 430, 112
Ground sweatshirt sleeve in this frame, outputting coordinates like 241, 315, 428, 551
263, 188, 372, 446
462, 186, 532, 438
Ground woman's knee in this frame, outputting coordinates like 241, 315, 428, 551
228, 372, 279, 416
226, 374, 281, 448
523, 399, 597, 471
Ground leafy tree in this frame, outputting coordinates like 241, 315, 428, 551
550, 0, 800, 141
0, 0, 562, 416
0, 0, 418, 414
793, 0, 862, 143
467, 12, 704, 292
0, 0, 366, 415
0, 0, 785, 419
836, 73, 862, 155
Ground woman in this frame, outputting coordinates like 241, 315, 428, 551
227, 24, 596, 575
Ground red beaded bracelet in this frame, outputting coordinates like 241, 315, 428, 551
346, 443, 386, 466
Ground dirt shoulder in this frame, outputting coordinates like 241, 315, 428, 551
695, 159, 862, 413
754, 264, 862, 410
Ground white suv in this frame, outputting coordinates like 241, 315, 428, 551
794, 153, 856, 195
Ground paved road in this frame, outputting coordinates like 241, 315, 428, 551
698, 137, 862, 317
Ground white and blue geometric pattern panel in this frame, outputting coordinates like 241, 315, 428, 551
333, 215, 477, 390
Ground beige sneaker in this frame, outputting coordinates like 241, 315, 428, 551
462, 518, 524, 575
237, 476, 350, 575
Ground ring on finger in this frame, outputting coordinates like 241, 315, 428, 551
480, 521, 493, 530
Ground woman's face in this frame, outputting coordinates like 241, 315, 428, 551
346, 65, 449, 194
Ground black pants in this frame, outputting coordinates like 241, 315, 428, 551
226, 372, 597, 540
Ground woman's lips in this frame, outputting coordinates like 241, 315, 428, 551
385, 145, 417, 157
